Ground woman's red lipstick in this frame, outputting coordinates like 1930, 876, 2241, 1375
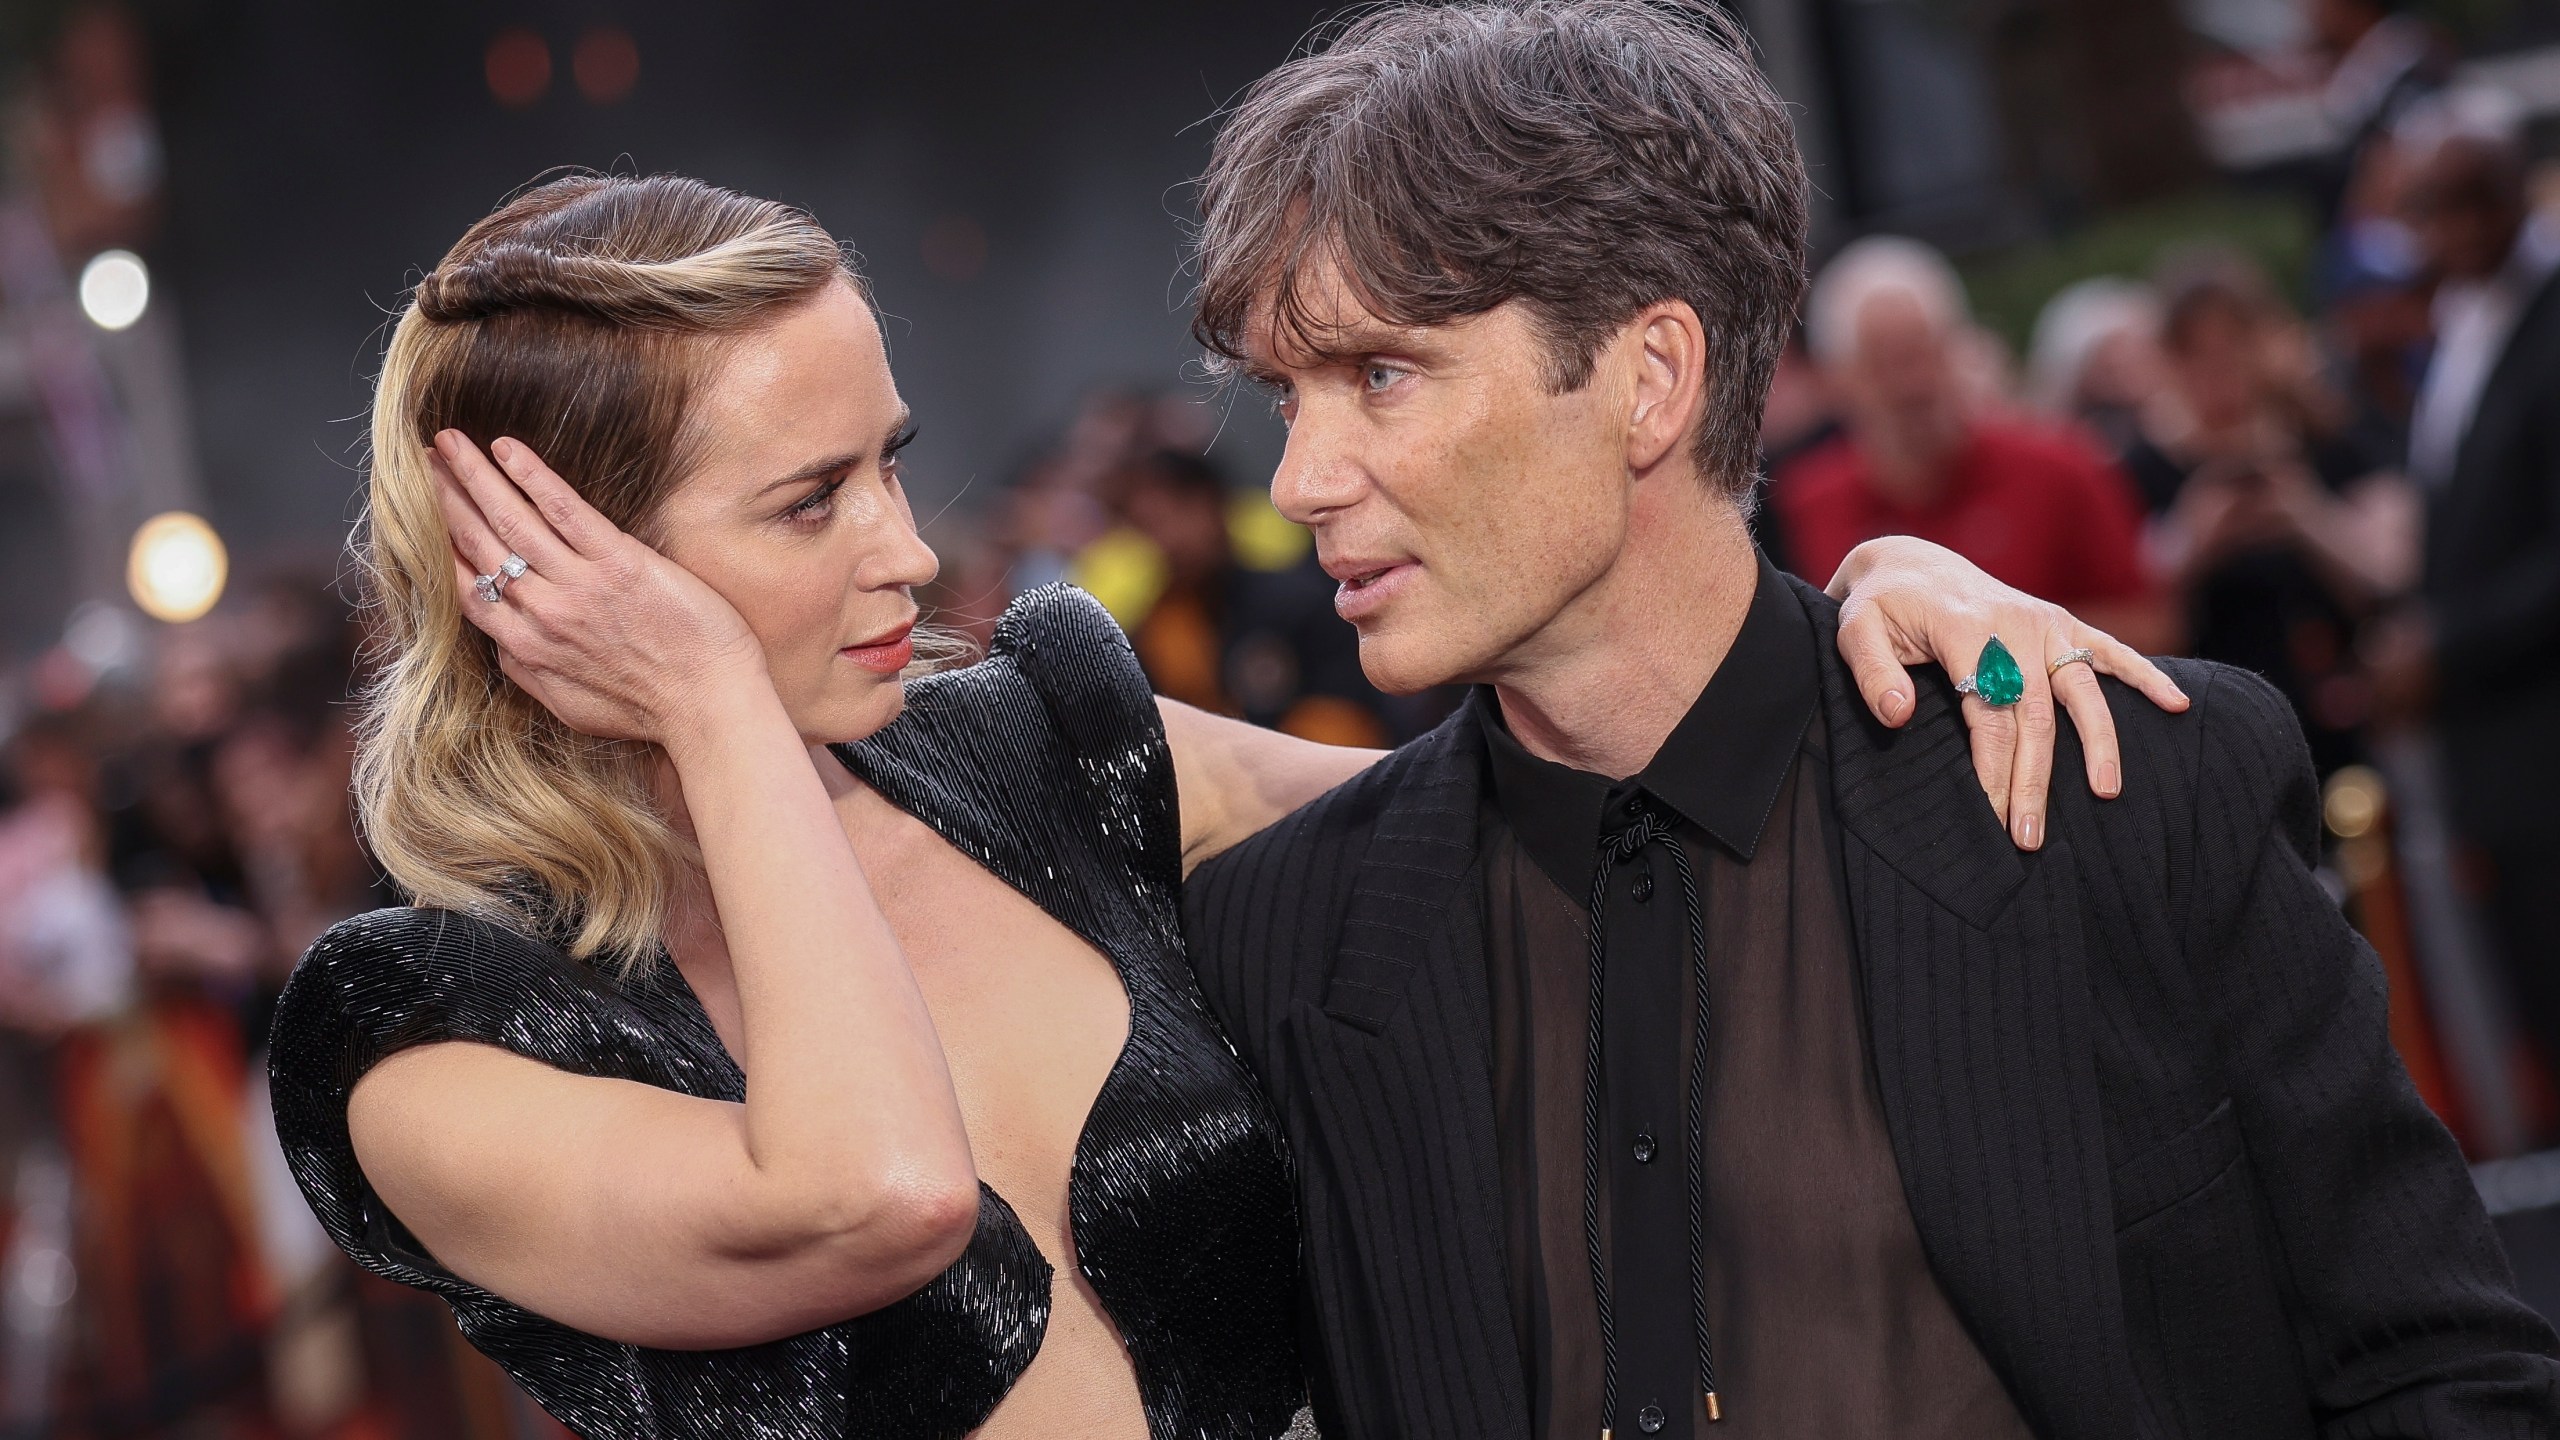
840, 623, 915, 674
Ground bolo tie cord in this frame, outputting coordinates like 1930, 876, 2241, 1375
1582, 806, 1721, 1439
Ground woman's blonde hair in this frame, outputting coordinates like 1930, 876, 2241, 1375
356, 172, 856, 966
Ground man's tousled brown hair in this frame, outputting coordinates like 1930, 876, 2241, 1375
1192, 0, 1811, 493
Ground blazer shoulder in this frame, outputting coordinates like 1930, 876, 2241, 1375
2106, 657, 2322, 905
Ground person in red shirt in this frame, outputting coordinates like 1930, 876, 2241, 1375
1773, 237, 2176, 653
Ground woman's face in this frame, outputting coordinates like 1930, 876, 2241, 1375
2168, 301, 2261, 430
651, 279, 939, 746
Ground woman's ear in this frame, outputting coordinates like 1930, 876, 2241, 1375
1625, 300, 1710, 474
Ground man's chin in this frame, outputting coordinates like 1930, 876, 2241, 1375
1351, 624, 1472, 697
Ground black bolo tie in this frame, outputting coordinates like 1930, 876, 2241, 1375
1581, 796, 1721, 1437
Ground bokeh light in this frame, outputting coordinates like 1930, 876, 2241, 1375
2323, 765, 2386, 841
126, 511, 229, 623
78, 249, 150, 330
486, 27, 552, 108
573, 26, 641, 104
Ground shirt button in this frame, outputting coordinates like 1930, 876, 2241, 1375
1631, 872, 1654, 903
1624, 795, 1644, 817
1637, 1403, 1667, 1433
1632, 1132, 1657, 1164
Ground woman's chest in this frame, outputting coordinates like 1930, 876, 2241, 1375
855, 814, 1133, 1248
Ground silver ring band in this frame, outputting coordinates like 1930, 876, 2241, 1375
2049, 647, 2097, 676
475, 553, 531, 603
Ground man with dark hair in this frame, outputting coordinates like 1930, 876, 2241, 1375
2374, 104, 2560, 1115
1180, 3, 2560, 1437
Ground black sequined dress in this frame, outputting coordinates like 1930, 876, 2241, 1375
267, 587, 1311, 1440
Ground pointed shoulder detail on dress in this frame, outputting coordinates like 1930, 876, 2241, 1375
852, 583, 1180, 900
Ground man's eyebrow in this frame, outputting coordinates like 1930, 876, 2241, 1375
752, 408, 913, 497
1235, 325, 1433, 386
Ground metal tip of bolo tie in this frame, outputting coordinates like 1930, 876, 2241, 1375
1706, 1393, 1724, 1422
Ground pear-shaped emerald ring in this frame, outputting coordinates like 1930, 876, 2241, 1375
1953, 634, 2026, 708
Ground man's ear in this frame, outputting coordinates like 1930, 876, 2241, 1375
1625, 300, 1710, 474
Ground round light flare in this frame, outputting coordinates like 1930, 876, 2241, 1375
486, 27, 553, 107
2323, 765, 2387, 841
79, 249, 151, 331
126, 511, 228, 622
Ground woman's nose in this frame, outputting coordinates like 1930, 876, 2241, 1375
876, 526, 939, 591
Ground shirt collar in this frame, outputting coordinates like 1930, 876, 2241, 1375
1477, 554, 1820, 897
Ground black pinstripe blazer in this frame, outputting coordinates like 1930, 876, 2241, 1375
1183, 576, 2560, 1440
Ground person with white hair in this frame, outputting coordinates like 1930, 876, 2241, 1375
2025, 276, 2167, 452
1773, 236, 2175, 653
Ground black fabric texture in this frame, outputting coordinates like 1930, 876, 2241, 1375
269, 585, 1307, 1440
1183, 575, 2560, 1440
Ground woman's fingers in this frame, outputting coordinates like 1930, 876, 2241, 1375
2094, 632, 2190, 712
488, 436, 620, 559
447, 549, 542, 651
2053, 652, 2121, 799
1836, 600, 1917, 727
2002, 641, 2058, 850
433, 430, 578, 574
1960, 694, 2016, 827
432, 452, 517, 580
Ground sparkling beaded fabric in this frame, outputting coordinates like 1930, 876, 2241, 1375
268, 586, 1309, 1439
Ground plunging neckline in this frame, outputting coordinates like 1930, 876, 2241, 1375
642, 749, 1141, 1362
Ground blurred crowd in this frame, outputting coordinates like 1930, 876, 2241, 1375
1754, 21, 2560, 1157
2, 0, 2558, 1433
919, 388, 1442, 749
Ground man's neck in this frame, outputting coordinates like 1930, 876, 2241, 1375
1488, 481, 1761, 780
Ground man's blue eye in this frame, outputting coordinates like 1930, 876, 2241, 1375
1365, 365, 1399, 392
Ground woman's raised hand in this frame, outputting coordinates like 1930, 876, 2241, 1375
1828, 535, 2191, 851
431, 429, 767, 750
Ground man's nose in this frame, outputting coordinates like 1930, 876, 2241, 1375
1269, 407, 1367, 526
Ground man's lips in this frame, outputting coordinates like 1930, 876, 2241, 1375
840, 622, 916, 673
1325, 560, 1415, 621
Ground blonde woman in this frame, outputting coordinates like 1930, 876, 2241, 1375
268, 173, 2178, 1440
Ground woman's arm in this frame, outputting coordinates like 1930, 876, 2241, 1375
1165, 535, 2198, 869
1163, 697, 1381, 875
345, 432, 977, 1350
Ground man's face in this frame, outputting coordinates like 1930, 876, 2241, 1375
1830, 289, 1968, 471
1239, 263, 1637, 695
2402, 139, 2527, 283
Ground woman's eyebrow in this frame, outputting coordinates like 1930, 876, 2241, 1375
752, 410, 910, 498
753, 453, 864, 498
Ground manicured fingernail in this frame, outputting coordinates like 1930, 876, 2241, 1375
2017, 813, 2042, 849
1885, 689, 1908, 722
2097, 762, 2121, 798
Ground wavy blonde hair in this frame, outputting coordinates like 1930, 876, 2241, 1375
356, 172, 863, 966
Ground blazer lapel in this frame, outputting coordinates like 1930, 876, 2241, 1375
1285, 705, 1532, 1439
1795, 578, 2144, 1440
